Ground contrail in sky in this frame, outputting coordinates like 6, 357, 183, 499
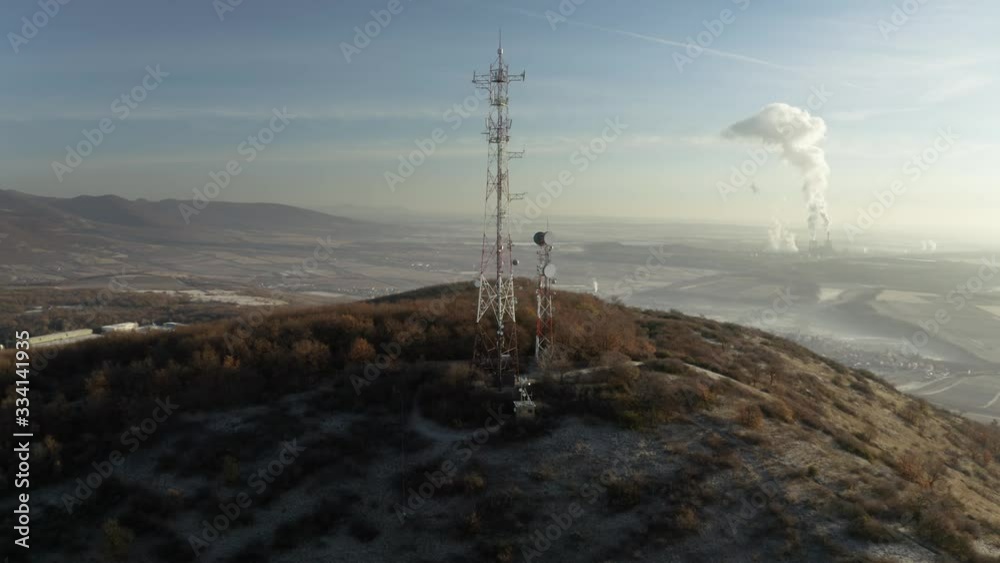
506, 7, 798, 72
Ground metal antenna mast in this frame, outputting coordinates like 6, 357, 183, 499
473, 33, 525, 391
534, 231, 555, 363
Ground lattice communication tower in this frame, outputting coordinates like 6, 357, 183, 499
472, 36, 525, 391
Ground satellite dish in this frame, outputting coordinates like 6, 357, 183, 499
512, 259, 519, 266
474, 279, 482, 288
533, 231, 554, 246
543, 263, 557, 278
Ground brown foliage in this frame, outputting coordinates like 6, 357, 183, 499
895, 453, 946, 489
347, 337, 376, 363
738, 404, 765, 429
760, 399, 796, 423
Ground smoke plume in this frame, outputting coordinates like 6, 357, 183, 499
766, 220, 799, 253
724, 103, 831, 240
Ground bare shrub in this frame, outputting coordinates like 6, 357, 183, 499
761, 399, 796, 423
675, 506, 700, 532
739, 404, 765, 429
854, 423, 878, 444
916, 507, 977, 560
848, 512, 894, 543
442, 362, 475, 386
291, 338, 331, 373
833, 430, 873, 461
222, 454, 240, 485
606, 473, 644, 510
600, 351, 640, 387
894, 453, 946, 490
898, 400, 929, 429
465, 510, 482, 535
102, 518, 135, 561
462, 471, 487, 494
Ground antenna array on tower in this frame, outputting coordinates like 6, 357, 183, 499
472, 35, 525, 392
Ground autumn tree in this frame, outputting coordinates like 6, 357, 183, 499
347, 337, 376, 364
292, 338, 331, 373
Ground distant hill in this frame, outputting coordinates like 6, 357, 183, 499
0, 190, 382, 284
315, 203, 413, 221
0, 189, 361, 233
4, 282, 1000, 562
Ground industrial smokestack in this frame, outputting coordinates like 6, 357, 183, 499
724, 103, 831, 240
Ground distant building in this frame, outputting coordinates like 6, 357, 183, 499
808, 232, 836, 258
28, 329, 100, 349
31, 329, 95, 345
101, 322, 139, 333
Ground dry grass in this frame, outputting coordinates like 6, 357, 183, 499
738, 404, 765, 429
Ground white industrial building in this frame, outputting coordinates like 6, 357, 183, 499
101, 322, 139, 333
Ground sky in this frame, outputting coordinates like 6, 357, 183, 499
2, 0, 999, 240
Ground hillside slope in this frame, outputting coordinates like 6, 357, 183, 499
2, 283, 999, 562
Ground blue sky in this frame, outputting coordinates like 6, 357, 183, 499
2, 0, 999, 237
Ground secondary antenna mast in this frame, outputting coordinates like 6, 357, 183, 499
473, 33, 525, 391
534, 231, 555, 363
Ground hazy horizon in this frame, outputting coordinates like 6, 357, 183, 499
3, 0, 1000, 241
3, 185, 993, 249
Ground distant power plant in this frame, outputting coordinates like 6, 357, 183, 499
765, 220, 837, 258
807, 231, 836, 258
725, 104, 832, 243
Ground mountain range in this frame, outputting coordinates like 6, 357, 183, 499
0, 190, 377, 286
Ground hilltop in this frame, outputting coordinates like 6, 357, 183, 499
2, 282, 1000, 562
